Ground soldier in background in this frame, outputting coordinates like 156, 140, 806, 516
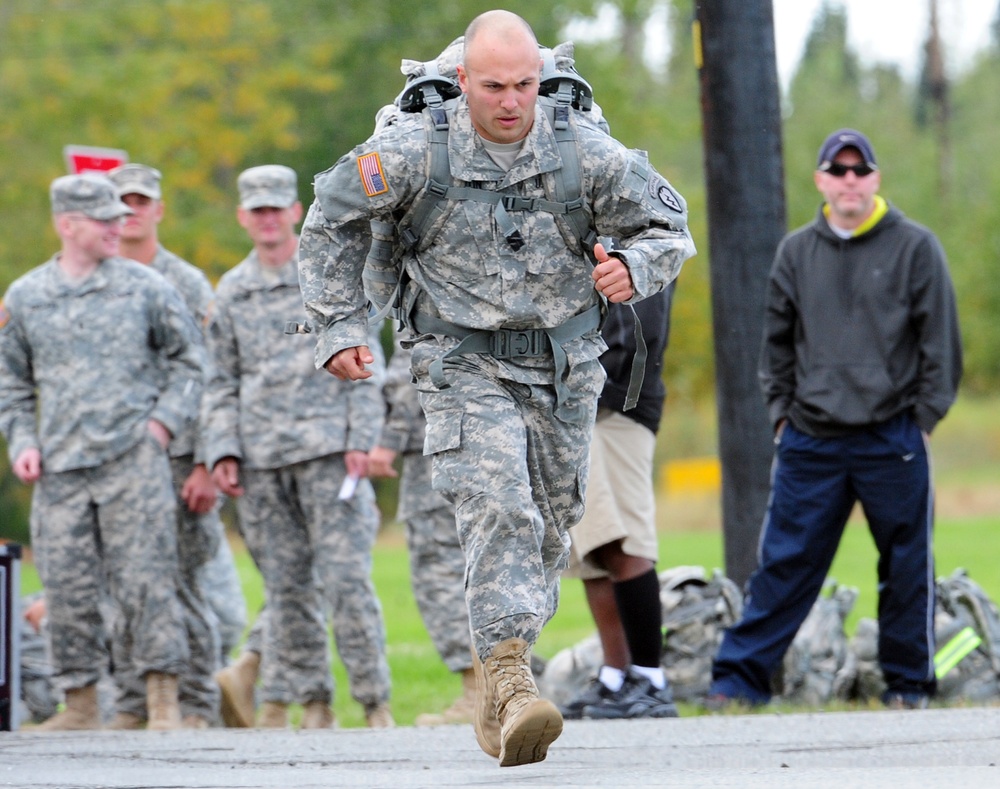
105, 162, 235, 728
0, 174, 204, 730
368, 333, 475, 726
204, 165, 393, 729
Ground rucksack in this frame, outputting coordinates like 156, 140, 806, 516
536, 566, 741, 706
660, 565, 743, 701
845, 568, 1000, 703
362, 38, 655, 410
774, 579, 858, 706
362, 37, 607, 326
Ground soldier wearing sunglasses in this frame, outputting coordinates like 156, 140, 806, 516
705, 129, 963, 712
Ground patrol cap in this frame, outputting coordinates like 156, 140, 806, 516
237, 165, 298, 210
816, 128, 878, 171
50, 174, 134, 219
107, 163, 162, 199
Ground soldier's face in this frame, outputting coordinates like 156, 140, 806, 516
237, 204, 302, 250
60, 213, 124, 261
457, 32, 541, 145
120, 193, 164, 243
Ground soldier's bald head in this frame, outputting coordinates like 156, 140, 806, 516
463, 10, 537, 59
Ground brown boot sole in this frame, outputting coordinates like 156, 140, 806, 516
498, 699, 563, 768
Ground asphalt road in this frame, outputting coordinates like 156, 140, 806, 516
2, 706, 999, 788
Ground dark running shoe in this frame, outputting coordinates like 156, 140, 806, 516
882, 691, 930, 710
582, 671, 679, 720
559, 677, 619, 720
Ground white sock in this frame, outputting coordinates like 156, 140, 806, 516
598, 665, 626, 692
631, 664, 666, 690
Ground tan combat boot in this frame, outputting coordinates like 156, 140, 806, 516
364, 702, 395, 728
415, 667, 477, 726
146, 672, 182, 730
182, 714, 211, 729
300, 701, 335, 729
471, 648, 501, 758
106, 712, 145, 730
215, 650, 260, 728
257, 701, 289, 728
35, 684, 101, 731
482, 638, 563, 767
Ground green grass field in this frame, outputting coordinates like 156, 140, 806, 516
16, 393, 1000, 726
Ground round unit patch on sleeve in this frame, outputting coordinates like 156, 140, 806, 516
650, 176, 682, 213
357, 152, 389, 198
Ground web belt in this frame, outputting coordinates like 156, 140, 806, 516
411, 304, 602, 423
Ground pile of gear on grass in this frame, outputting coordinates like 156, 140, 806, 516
538, 566, 1000, 709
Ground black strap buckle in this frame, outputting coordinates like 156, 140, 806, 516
488, 328, 545, 359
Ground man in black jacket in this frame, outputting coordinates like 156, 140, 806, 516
707, 129, 963, 710
559, 284, 679, 719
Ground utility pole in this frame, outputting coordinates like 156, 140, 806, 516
921, 0, 952, 196
693, 0, 785, 588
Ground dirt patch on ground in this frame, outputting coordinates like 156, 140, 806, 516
936, 484, 1000, 520
657, 482, 1000, 533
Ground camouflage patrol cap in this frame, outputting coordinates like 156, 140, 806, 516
108, 163, 162, 200
50, 174, 134, 219
237, 165, 298, 210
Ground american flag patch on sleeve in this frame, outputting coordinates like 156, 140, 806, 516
357, 152, 389, 198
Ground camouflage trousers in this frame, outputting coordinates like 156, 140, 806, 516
417, 357, 601, 660
112, 455, 224, 720
29, 435, 188, 692
235, 454, 390, 707
199, 529, 248, 663
399, 451, 472, 673
19, 593, 118, 725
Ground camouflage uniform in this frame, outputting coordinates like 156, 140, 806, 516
203, 247, 391, 709
109, 242, 226, 723
380, 333, 472, 672
198, 533, 247, 663
0, 251, 204, 694
299, 95, 695, 659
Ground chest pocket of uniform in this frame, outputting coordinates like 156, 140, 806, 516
424, 201, 499, 282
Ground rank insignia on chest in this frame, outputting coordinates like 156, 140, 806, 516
357, 152, 389, 198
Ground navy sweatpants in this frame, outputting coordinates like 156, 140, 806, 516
710, 412, 936, 703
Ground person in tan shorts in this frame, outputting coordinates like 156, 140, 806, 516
561, 286, 679, 720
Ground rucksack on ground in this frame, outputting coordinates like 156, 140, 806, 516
774, 579, 858, 706
660, 565, 743, 701
845, 568, 1000, 704
538, 566, 741, 705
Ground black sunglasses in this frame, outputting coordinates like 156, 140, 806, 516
823, 162, 877, 178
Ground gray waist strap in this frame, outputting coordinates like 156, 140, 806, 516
412, 304, 602, 422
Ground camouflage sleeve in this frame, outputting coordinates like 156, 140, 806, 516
0, 292, 39, 462
588, 137, 697, 301
298, 121, 424, 369
185, 270, 215, 465
201, 293, 244, 469
182, 266, 216, 329
147, 279, 206, 440
378, 333, 423, 454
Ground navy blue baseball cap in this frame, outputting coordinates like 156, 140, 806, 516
816, 129, 878, 171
